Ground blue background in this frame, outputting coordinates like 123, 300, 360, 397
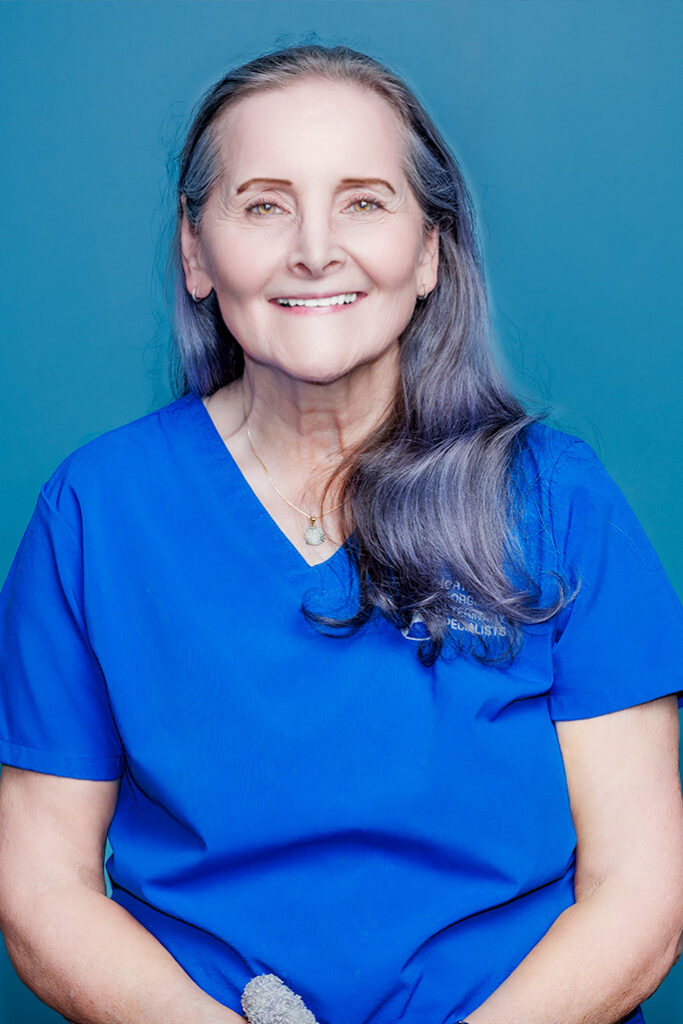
0, 2, 681, 1021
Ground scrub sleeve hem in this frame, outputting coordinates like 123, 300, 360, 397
0, 736, 124, 780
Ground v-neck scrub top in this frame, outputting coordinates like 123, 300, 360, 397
1, 392, 682, 1024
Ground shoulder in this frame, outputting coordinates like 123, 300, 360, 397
39, 393, 195, 527
511, 420, 607, 517
506, 420, 655, 588
517, 422, 668, 583
515, 420, 596, 479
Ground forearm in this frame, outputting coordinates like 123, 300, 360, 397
465, 875, 682, 1024
0, 882, 245, 1024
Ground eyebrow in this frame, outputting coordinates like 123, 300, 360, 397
235, 177, 396, 195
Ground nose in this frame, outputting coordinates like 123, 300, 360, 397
285, 203, 346, 277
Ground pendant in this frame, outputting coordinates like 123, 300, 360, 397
304, 517, 326, 546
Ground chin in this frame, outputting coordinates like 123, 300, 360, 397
289, 366, 353, 386
275, 356, 363, 385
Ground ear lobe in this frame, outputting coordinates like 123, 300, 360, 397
179, 196, 212, 293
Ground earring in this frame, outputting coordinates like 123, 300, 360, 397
417, 284, 429, 301
192, 285, 200, 303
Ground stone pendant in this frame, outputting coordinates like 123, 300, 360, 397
304, 517, 326, 545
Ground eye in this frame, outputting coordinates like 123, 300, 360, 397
245, 198, 284, 216
349, 195, 385, 213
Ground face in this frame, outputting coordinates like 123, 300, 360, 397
181, 77, 439, 385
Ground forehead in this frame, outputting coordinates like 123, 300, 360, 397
212, 78, 407, 186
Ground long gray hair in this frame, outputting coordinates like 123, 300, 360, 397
163, 43, 575, 667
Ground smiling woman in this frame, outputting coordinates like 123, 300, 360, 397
1, 41, 682, 1024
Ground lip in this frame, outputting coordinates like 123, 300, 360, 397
269, 292, 367, 314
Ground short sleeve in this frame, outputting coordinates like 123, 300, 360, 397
0, 486, 125, 779
547, 438, 683, 720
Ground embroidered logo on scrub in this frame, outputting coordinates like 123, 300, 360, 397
401, 579, 508, 641
445, 578, 508, 639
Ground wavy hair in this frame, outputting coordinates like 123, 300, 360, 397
162, 42, 576, 667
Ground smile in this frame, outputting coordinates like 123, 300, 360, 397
271, 292, 364, 312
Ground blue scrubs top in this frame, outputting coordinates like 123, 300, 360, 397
1, 392, 682, 1024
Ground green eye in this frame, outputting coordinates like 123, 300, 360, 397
245, 195, 385, 216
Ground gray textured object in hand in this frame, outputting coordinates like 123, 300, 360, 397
241, 972, 320, 1024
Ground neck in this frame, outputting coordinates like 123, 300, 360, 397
240, 346, 400, 473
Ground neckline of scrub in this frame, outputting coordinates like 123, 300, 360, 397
181, 390, 354, 575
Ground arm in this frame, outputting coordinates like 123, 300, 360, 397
0, 766, 246, 1024
465, 695, 683, 1024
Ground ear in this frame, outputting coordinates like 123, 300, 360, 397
179, 194, 213, 300
417, 224, 439, 293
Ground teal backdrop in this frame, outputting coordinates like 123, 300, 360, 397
1, 2, 681, 1021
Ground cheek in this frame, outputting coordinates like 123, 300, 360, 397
204, 231, 279, 295
362, 226, 424, 287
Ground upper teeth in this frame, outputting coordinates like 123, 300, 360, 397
276, 292, 359, 307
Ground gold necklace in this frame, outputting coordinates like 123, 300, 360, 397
240, 377, 346, 546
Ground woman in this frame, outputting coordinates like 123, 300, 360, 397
0, 43, 682, 1024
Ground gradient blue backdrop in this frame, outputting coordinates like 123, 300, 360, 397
1, 2, 681, 1022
